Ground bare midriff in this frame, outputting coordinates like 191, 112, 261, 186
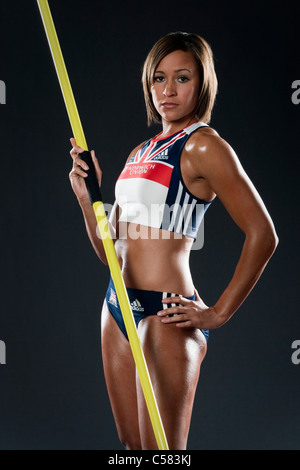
115, 222, 195, 296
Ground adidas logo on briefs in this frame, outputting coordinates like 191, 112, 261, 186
130, 299, 144, 312
151, 149, 169, 161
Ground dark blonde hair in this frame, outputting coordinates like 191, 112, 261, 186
142, 32, 218, 126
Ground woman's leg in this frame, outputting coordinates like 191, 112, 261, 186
137, 315, 207, 450
101, 300, 142, 450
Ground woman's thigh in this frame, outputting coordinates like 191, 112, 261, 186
101, 300, 141, 450
137, 315, 207, 450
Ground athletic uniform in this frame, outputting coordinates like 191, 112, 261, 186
106, 122, 212, 341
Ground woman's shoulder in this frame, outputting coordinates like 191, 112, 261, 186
185, 125, 239, 170
189, 125, 226, 150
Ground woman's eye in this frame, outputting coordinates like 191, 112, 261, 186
153, 75, 189, 84
177, 76, 189, 83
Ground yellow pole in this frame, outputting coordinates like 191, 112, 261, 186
36, 0, 168, 450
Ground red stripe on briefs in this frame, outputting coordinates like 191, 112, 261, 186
117, 162, 172, 187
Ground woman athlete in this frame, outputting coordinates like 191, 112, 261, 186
68, 32, 278, 450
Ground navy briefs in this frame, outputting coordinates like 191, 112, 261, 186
105, 277, 209, 342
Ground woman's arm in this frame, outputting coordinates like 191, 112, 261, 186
78, 199, 120, 266
200, 134, 279, 326
69, 138, 120, 266
81, 198, 121, 265
68, 139, 145, 266
159, 132, 279, 330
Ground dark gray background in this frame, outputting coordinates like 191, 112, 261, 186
0, 0, 299, 449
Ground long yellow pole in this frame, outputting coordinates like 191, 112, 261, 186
36, 0, 168, 450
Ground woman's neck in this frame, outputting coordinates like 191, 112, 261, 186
159, 117, 198, 139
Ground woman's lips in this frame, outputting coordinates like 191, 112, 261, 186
161, 102, 178, 109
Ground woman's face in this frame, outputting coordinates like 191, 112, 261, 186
151, 49, 200, 125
